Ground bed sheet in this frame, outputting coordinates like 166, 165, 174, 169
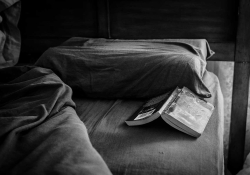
73, 70, 224, 175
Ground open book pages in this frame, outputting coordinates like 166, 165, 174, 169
125, 86, 214, 137
162, 87, 214, 137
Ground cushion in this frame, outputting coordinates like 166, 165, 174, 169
35, 37, 214, 99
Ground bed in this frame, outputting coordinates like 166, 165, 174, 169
0, 36, 224, 175
1, 0, 249, 175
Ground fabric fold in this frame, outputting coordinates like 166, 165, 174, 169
0, 0, 21, 68
35, 37, 213, 99
0, 66, 112, 175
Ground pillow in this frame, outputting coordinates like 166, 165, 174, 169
35, 37, 214, 99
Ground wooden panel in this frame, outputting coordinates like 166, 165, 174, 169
228, 62, 250, 174
228, 0, 250, 174
19, 0, 238, 63
19, 38, 68, 63
209, 43, 235, 61
109, 0, 237, 42
234, 0, 250, 62
18, 0, 99, 63
19, 0, 98, 38
97, 0, 110, 38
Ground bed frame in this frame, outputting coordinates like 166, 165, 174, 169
19, 0, 250, 174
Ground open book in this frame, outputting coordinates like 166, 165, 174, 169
125, 87, 214, 137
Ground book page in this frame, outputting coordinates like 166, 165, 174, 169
134, 107, 156, 120
167, 88, 214, 134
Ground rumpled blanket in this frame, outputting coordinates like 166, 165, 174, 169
0, 66, 112, 175
0, 0, 21, 68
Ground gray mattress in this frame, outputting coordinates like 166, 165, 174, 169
73, 70, 224, 175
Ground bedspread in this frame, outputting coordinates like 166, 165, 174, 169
33, 37, 224, 175
0, 66, 112, 175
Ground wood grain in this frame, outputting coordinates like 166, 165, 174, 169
19, 0, 98, 38
19, 38, 68, 63
228, 62, 250, 174
19, 0, 238, 63
97, 0, 110, 38
209, 43, 235, 61
109, 0, 237, 42
234, 0, 250, 62
228, 0, 250, 174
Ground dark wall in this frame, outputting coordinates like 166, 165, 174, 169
19, 0, 98, 63
19, 0, 238, 63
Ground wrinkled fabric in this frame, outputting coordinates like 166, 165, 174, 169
0, 0, 21, 68
0, 66, 112, 175
35, 37, 213, 99
74, 70, 224, 175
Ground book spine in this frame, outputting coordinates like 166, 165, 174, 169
159, 88, 181, 114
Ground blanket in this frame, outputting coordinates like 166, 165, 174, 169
0, 66, 112, 175
0, 0, 21, 68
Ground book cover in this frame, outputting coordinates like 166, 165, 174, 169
125, 88, 179, 126
125, 87, 214, 137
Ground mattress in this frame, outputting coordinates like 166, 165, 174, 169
73, 70, 224, 175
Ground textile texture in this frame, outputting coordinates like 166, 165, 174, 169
73, 70, 224, 175
0, 66, 112, 175
35, 37, 214, 99
0, 0, 21, 68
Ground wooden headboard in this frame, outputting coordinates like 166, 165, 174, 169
20, 0, 237, 62
19, 0, 250, 174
